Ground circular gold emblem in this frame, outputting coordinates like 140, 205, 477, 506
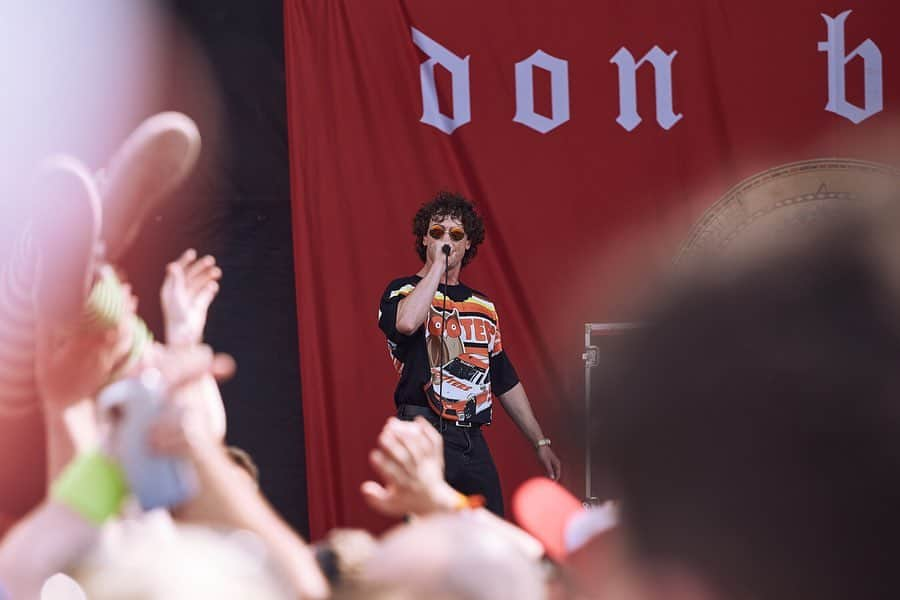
676, 159, 900, 264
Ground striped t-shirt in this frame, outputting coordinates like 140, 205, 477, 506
378, 275, 519, 426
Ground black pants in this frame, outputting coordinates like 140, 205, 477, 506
397, 405, 504, 517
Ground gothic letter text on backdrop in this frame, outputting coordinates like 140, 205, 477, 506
818, 10, 883, 124
412, 27, 471, 134
610, 46, 683, 132
513, 50, 571, 134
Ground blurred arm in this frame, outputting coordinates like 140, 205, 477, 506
178, 443, 329, 599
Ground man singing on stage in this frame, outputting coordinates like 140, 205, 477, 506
378, 192, 561, 516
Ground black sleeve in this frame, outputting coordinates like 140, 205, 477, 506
490, 350, 520, 396
378, 278, 416, 345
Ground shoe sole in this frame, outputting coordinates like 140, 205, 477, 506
33, 155, 103, 332
100, 111, 201, 260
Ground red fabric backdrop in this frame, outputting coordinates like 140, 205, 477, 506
284, 0, 900, 538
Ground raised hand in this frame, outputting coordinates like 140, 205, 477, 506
144, 344, 235, 457
148, 343, 236, 392
35, 285, 137, 408
361, 417, 461, 517
160, 249, 221, 347
36, 280, 140, 482
146, 347, 234, 460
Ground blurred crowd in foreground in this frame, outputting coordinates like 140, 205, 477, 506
0, 109, 898, 600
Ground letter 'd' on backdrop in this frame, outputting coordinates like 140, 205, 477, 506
412, 27, 472, 134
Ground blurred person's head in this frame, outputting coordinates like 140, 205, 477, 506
592, 208, 900, 600
313, 528, 377, 588
360, 512, 546, 600
513, 478, 619, 599
331, 582, 460, 600
71, 521, 291, 599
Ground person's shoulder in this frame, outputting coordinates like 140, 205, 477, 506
459, 283, 498, 314
456, 278, 491, 301
382, 275, 421, 299
463, 285, 491, 301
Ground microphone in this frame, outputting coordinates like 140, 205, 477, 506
439, 243, 451, 430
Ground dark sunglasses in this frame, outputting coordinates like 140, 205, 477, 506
428, 224, 466, 242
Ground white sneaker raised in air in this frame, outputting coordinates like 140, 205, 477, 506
98, 111, 201, 261
32, 154, 103, 334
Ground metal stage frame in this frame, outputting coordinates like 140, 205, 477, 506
581, 322, 640, 504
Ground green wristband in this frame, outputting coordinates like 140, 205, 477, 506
83, 267, 154, 378
50, 451, 129, 525
83, 268, 126, 330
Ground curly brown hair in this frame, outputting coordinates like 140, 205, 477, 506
413, 191, 485, 267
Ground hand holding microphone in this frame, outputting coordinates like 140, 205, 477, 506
431, 243, 452, 274
427, 239, 453, 265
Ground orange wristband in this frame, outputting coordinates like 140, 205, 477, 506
453, 492, 486, 511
